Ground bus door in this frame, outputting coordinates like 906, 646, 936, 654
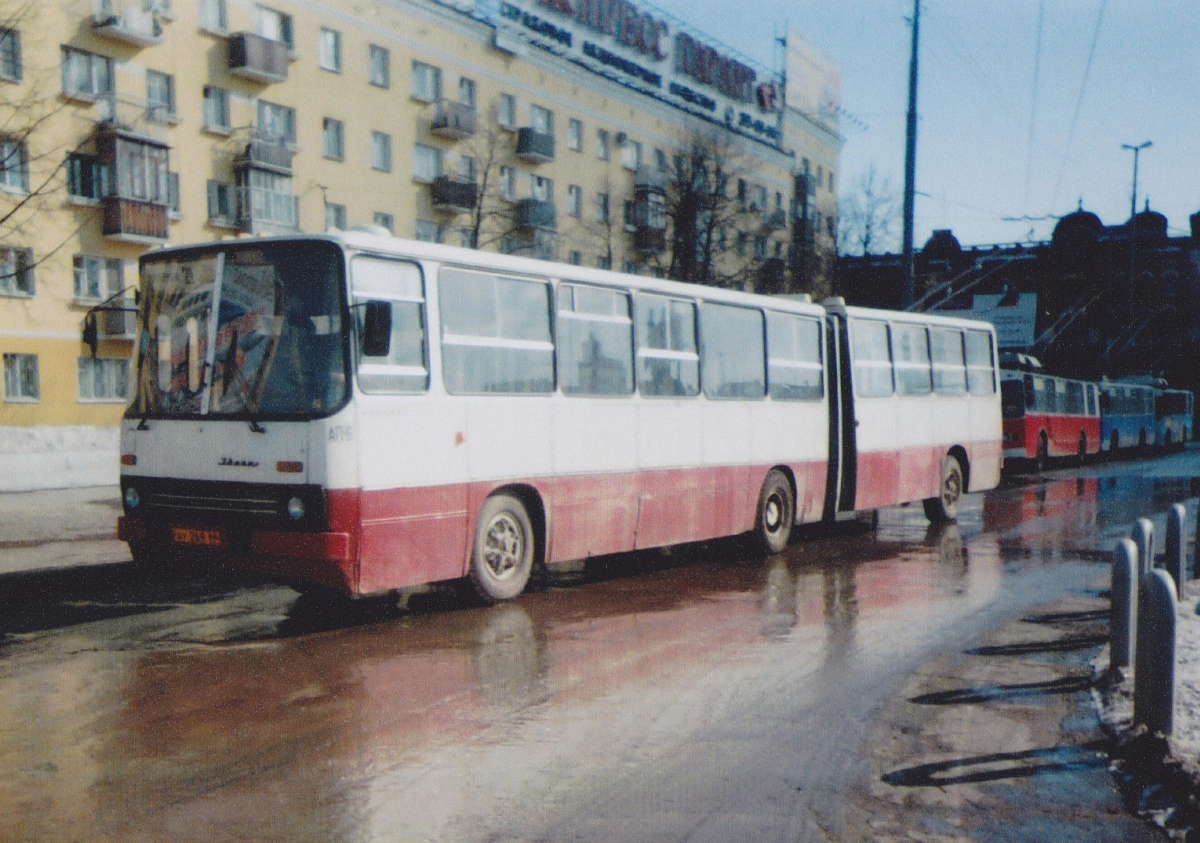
822, 313, 856, 519
842, 316, 900, 512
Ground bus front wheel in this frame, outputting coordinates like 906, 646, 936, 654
469, 494, 535, 603
754, 469, 795, 554
923, 456, 964, 524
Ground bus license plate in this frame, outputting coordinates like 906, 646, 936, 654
171, 527, 225, 548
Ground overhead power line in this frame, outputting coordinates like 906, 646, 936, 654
1049, 0, 1107, 213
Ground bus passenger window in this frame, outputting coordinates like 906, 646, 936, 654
929, 328, 966, 396
766, 312, 823, 401
850, 319, 892, 398
700, 302, 765, 399
892, 323, 931, 396
352, 258, 428, 393
964, 330, 996, 395
440, 268, 554, 394
636, 293, 698, 397
557, 283, 633, 396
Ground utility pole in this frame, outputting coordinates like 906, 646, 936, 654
901, 0, 920, 308
1122, 141, 1151, 317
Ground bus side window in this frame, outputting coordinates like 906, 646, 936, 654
440, 268, 554, 394
930, 327, 966, 396
850, 318, 892, 398
557, 283, 634, 396
964, 330, 996, 395
766, 311, 823, 401
699, 302, 765, 399
891, 322, 931, 396
636, 293, 699, 397
351, 257, 428, 393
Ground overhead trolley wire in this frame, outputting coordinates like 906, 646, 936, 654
1049, 0, 1107, 213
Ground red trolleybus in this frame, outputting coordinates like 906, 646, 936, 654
115, 232, 1001, 602
1000, 369, 1101, 468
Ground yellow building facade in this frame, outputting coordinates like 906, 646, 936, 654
0, 0, 841, 490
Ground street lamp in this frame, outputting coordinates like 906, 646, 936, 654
1122, 140, 1152, 219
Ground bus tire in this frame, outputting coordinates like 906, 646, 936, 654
753, 469, 795, 555
923, 455, 964, 524
469, 494, 535, 603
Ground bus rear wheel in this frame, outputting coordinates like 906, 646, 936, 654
923, 456, 964, 524
469, 494, 535, 603
753, 469, 795, 555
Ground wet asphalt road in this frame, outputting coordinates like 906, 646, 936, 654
3, 454, 1198, 842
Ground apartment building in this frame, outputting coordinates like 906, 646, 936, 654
0, 0, 841, 489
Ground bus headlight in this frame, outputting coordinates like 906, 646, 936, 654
124, 486, 140, 510
286, 497, 306, 520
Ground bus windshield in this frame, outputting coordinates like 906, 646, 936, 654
129, 241, 348, 421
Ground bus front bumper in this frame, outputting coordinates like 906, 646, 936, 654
118, 516, 351, 562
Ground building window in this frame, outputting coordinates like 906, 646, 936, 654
595, 191, 609, 223
168, 171, 180, 214
318, 28, 341, 72
371, 131, 391, 172
66, 152, 108, 200
752, 184, 768, 211
655, 148, 667, 171
203, 86, 229, 131
530, 104, 553, 135
458, 155, 476, 182
146, 70, 175, 122
373, 211, 394, 233
414, 220, 440, 242
78, 357, 129, 402
256, 5, 293, 49
257, 100, 296, 145
567, 250, 581, 265
199, 0, 227, 32
499, 165, 516, 201
207, 180, 234, 222
498, 93, 516, 129
620, 138, 641, 171
623, 199, 635, 230
413, 143, 441, 183
567, 184, 582, 217
531, 175, 552, 202
0, 247, 33, 296
567, 118, 582, 152
0, 28, 21, 82
369, 44, 390, 88
596, 255, 611, 270
411, 61, 441, 102
322, 117, 344, 160
61, 47, 111, 100
621, 260, 638, 274
73, 256, 123, 303
596, 128, 609, 160
325, 202, 347, 230
0, 138, 27, 193
3, 353, 38, 402
458, 77, 475, 106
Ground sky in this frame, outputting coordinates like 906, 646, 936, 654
645, 0, 1200, 250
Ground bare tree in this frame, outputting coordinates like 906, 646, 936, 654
458, 100, 515, 252
837, 164, 899, 256
560, 174, 619, 270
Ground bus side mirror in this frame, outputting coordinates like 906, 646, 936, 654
361, 300, 392, 357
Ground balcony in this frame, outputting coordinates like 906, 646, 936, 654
92, 1, 164, 46
761, 208, 788, 231
431, 176, 478, 214
234, 133, 294, 175
634, 165, 665, 194
430, 101, 477, 140
632, 227, 666, 254
228, 32, 289, 84
515, 198, 556, 231
758, 257, 787, 292
103, 197, 169, 243
516, 128, 554, 164
236, 185, 299, 233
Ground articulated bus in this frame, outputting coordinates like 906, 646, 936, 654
1000, 370, 1101, 467
115, 232, 1002, 602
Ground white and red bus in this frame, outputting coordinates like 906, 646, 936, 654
1000, 369, 1101, 468
115, 232, 1001, 602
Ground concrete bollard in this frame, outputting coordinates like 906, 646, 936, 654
1132, 518, 1155, 577
1166, 504, 1187, 594
1133, 569, 1178, 737
1110, 539, 1138, 673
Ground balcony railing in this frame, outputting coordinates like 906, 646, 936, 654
236, 185, 299, 232
431, 176, 478, 213
228, 32, 289, 84
92, 0, 164, 46
516, 128, 555, 164
632, 227, 666, 254
234, 132, 294, 175
515, 198, 556, 231
430, 101, 477, 140
634, 165, 665, 194
103, 197, 169, 242
761, 208, 788, 231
